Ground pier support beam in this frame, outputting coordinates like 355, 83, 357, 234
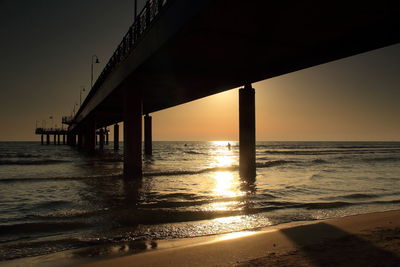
41, 134, 44, 145
144, 114, 152, 156
71, 134, 76, 146
105, 128, 109, 145
57, 134, 60, 145
53, 134, 56, 145
62, 134, 66, 145
84, 120, 96, 153
114, 123, 119, 150
99, 128, 105, 150
239, 84, 256, 179
123, 87, 142, 179
46, 134, 50, 145
77, 132, 83, 148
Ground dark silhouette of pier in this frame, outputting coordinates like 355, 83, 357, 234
35, 0, 399, 179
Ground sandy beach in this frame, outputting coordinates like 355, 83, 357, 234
74, 210, 400, 267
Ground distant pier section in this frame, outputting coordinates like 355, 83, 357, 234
35, 116, 110, 147
35, 127, 69, 145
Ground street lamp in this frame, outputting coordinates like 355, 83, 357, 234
91, 55, 100, 89
49, 116, 54, 129
80, 86, 86, 106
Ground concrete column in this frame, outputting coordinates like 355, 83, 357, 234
71, 134, 76, 146
53, 134, 56, 145
46, 134, 50, 145
123, 87, 142, 179
114, 123, 119, 150
239, 84, 256, 179
144, 114, 152, 156
62, 134, 66, 145
41, 134, 44, 145
99, 128, 105, 150
78, 132, 83, 148
57, 134, 60, 145
105, 127, 109, 145
85, 120, 96, 153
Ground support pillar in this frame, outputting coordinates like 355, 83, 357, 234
57, 134, 60, 145
46, 134, 50, 145
78, 132, 83, 148
85, 120, 96, 153
99, 128, 104, 150
62, 134, 65, 145
53, 134, 56, 145
114, 123, 119, 150
41, 134, 44, 145
71, 134, 76, 146
123, 87, 142, 179
239, 84, 256, 179
105, 127, 109, 145
144, 114, 152, 156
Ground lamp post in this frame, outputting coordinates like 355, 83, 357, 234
80, 86, 86, 106
91, 55, 100, 89
50, 116, 54, 129
134, 0, 137, 21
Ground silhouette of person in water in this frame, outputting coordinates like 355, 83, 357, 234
227, 142, 231, 150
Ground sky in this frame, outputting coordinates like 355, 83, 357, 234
0, 0, 399, 141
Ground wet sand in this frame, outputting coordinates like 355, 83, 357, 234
80, 210, 400, 267
3, 210, 399, 267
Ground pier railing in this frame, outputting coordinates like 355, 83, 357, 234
78, 0, 170, 118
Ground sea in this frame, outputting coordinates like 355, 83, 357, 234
0, 141, 399, 262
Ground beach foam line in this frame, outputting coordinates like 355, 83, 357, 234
2, 210, 399, 267
75, 209, 400, 267
72, 210, 400, 267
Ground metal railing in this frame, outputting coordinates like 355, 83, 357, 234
80, 0, 169, 115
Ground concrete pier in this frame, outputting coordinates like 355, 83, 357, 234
62, 134, 66, 145
239, 84, 256, 179
99, 128, 105, 150
85, 120, 96, 153
53, 134, 56, 145
41, 134, 44, 145
57, 134, 60, 145
71, 134, 76, 146
144, 114, 152, 156
114, 123, 119, 150
105, 128, 109, 145
78, 133, 83, 148
123, 87, 142, 179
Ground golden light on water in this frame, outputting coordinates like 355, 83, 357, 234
213, 172, 241, 197
215, 155, 234, 167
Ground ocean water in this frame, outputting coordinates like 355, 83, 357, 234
0, 141, 399, 261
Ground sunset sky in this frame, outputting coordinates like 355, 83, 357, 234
0, 0, 399, 141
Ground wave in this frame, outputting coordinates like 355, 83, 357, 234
312, 159, 329, 164
0, 174, 121, 183
184, 150, 206, 155
264, 148, 400, 156
257, 160, 297, 168
144, 166, 239, 177
0, 159, 70, 166
363, 157, 400, 162
0, 222, 91, 236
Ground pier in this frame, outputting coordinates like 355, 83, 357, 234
36, 0, 399, 179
